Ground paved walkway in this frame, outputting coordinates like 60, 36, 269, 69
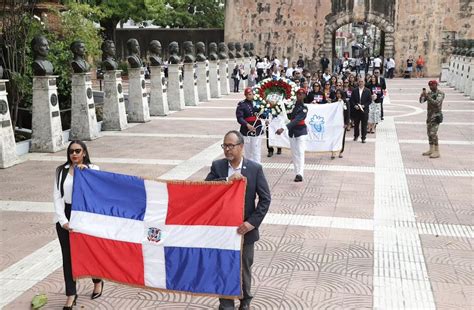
0, 78, 473, 309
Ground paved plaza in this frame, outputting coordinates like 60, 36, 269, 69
0, 78, 473, 309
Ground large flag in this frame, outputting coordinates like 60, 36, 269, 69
69, 168, 245, 297
268, 102, 345, 152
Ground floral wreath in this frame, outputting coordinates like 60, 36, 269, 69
252, 77, 298, 118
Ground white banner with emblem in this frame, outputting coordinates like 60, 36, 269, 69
268, 102, 345, 152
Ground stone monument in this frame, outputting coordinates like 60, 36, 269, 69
30, 36, 65, 152
69, 40, 99, 141
167, 41, 185, 110
218, 42, 230, 95
101, 40, 127, 130
208, 42, 221, 98
0, 79, 19, 168
148, 40, 168, 116
182, 41, 199, 106
195, 42, 210, 102
126, 38, 150, 123
227, 42, 237, 91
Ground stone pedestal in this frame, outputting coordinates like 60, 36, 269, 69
70, 73, 99, 141
244, 57, 251, 78
183, 63, 199, 106
0, 80, 19, 168
149, 66, 168, 116
459, 58, 470, 93
102, 70, 127, 131
208, 60, 221, 98
30, 76, 66, 153
219, 61, 230, 95
454, 57, 462, 90
447, 56, 455, 85
440, 63, 449, 83
196, 62, 210, 102
127, 67, 150, 122
228, 59, 236, 92
167, 64, 185, 111
465, 60, 473, 98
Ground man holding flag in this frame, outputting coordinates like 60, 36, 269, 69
206, 130, 271, 310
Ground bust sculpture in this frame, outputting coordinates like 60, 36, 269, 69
148, 40, 163, 66
235, 42, 243, 58
227, 42, 235, 59
168, 41, 181, 64
208, 42, 218, 61
101, 40, 118, 71
243, 43, 250, 57
31, 36, 54, 76
70, 40, 90, 73
218, 42, 228, 60
195, 42, 207, 62
183, 41, 195, 63
126, 38, 142, 68
249, 42, 255, 57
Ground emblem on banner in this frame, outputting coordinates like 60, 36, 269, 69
309, 114, 325, 141
147, 227, 162, 243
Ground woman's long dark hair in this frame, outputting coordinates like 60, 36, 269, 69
55, 140, 92, 184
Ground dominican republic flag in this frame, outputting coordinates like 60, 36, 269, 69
69, 168, 245, 297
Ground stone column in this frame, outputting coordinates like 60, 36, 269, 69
149, 65, 168, 116
183, 63, 199, 106
167, 64, 185, 111
465, 58, 473, 97
454, 56, 461, 90
0, 79, 19, 168
196, 62, 210, 102
127, 67, 150, 122
440, 63, 449, 83
446, 56, 455, 86
30, 76, 66, 152
208, 60, 221, 98
220, 60, 230, 95
244, 57, 251, 80
459, 57, 470, 93
228, 58, 236, 92
102, 70, 128, 131
70, 73, 99, 141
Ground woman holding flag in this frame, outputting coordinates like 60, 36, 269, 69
53, 140, 104, 309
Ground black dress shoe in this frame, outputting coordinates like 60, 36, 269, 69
294, 174, 303, 182
361, 139, 366, 143
353, 136, 358, 141
91, 281, 104, 300
276, 148, 282, 155
239, 305, 250, 310
267, 151, 273, 157
63, 295, 78, 310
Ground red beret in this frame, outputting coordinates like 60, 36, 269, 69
244, 87, 253, 95
296, 88, 306, 95
428, 80, 438, 86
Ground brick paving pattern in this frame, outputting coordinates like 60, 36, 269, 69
0, 78, 472, 309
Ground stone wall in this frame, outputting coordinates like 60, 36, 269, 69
225, 0, 473, 76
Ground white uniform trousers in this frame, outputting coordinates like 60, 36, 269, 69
243, 135, 262, 164
290, 135, 306, 176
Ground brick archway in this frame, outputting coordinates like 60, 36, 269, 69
322, 12, 395, 64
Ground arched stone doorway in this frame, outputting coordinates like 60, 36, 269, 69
322, 12, 395, 66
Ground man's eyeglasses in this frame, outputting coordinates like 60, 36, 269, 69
221, 143, 241, 150
69, 148, 82, 155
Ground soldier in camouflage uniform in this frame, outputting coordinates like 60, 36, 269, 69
419, 80, 444, 158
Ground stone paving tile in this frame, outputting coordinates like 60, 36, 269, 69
56, 135, 218, 161
0, 211, 56, 270
0, 160, 174, 202
1, 78, 473, 309
400, 143, 474, 170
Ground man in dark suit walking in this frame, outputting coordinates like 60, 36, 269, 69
205, 130, 271, 310
350, 77, 375, 143
373, 69, 387, 120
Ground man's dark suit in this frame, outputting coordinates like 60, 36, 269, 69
205, 158, 271, 309
350, 87, 372, 141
